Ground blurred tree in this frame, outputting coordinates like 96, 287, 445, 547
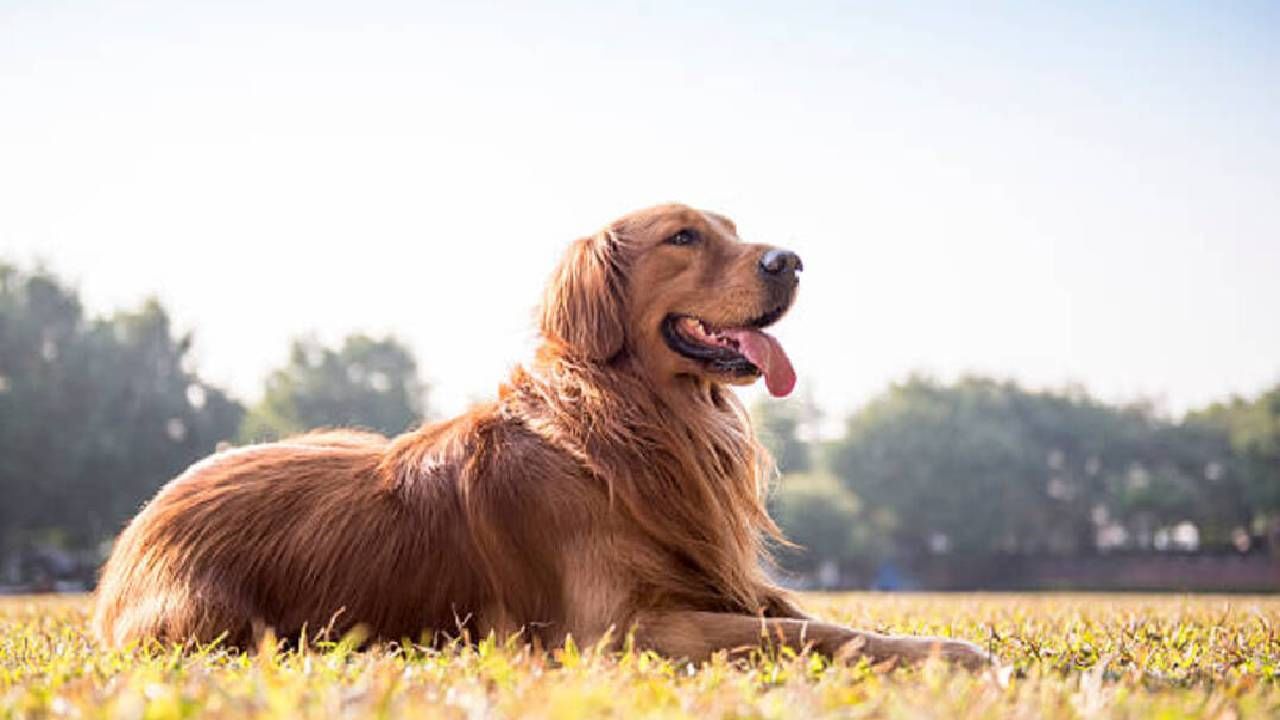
770, 473, 890, 570
752, 392, 821, 475
239, 334, 427, 441
0, 263, 242, 557
1186, 385, 1280, 548
831, 376, 1039, 558
827, 376, 1234, 560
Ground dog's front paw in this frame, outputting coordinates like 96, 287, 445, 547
859, 633, 998, 670
932, 638, 996, 670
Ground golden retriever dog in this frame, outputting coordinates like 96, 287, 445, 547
93, 203, 991, 668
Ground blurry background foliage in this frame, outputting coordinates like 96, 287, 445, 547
757, 377, 1279, 581
0, 263, 427, 582
238, 334, 426, 443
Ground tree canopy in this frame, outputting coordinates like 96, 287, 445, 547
239, 334, 428, 442
0, 264, 433, 577
758, 376, 1279, 570
0, 264, 243, 554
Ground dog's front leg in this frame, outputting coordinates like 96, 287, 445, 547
632, 610, 992, 668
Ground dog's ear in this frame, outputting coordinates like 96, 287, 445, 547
539, 230, 625, 362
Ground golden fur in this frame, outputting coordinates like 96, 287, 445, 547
93, 203, 990, 668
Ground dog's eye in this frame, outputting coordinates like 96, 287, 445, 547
665, 229, 699, 247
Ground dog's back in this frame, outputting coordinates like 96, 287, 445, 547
92, 429, 486, 647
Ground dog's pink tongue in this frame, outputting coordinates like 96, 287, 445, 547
724, 329, 796, 397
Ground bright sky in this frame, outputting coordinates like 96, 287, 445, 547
2, 1, 1277, 425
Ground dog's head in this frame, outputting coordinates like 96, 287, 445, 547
539, 203, 802, 397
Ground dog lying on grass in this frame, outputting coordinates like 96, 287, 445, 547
94, 203, 991, 668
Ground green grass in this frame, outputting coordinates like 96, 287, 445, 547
2, 593, 1277, 718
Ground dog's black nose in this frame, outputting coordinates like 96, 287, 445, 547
759, 249, 803, 278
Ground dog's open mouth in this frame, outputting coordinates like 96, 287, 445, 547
661, 307, 796, 397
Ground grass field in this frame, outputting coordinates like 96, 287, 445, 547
2, 593, 1277, 718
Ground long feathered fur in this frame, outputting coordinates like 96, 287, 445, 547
92, 203, 794, 650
